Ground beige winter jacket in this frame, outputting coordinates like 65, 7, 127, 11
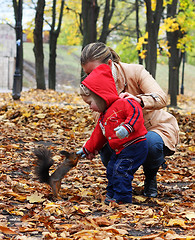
115, 62, 179, 152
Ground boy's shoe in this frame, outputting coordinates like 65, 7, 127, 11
104, 197, 117, 205
143, 176, 158, 197
104, 196, 128, 205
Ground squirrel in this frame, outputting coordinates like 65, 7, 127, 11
34, 146, 80, 197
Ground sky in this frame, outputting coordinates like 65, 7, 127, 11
0, 1, 35, 28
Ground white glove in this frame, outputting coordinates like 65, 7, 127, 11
76, 149, 86, 158
114, 126, 129, 139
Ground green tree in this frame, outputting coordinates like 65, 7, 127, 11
81, 0, 135, 48
160, 0, 195, 106
115, 36, 138, 63
57, 0, 82, 45
29, 0, 65, 90
136, 0, 195, 107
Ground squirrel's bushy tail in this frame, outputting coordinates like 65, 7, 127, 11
34, 146, 80, 197
34, 147, 54, 184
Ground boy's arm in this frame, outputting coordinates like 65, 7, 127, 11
122, 99, 145, 134
83, 122, 107, 158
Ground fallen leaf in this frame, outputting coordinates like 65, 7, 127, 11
185, 212, 195, 221
133, 195, 147, 202
0, 225, 17, 234
167, 218, 188, 229
35, 113, 46, 118
27, 192, 45, 203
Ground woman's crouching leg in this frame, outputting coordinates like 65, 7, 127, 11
143, 131, 165, 197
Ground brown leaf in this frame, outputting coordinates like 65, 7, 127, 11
94, 216, 111, 226
0, 225, 17, 234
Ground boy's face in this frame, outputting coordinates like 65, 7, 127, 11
82, 95, 102, 112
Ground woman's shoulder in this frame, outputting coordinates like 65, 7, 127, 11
119, 62, 144, 70
117, 62, 145, 77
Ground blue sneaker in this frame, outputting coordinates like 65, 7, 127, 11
104, 196, 127, 205
104, 197, 117, 205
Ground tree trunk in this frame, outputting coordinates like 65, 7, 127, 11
167, 0, 182, 107
136, 0, 143, 65
48, 0, 65, 90
81, 0, 99, 49
33, 0, 46, 90
99, 0, 115, 43
145, 0, 164, 79
49, 32, 57, 90
167, 32, 180, 107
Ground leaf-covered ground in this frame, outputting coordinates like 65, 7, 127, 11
0, 89, 194, 240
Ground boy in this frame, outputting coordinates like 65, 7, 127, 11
78, 64, 148, 204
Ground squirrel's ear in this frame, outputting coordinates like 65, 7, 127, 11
60, 150, 70, 158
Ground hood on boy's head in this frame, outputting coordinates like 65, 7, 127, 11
81, 64, 119, 108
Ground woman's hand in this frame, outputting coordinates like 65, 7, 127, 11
119, 92, 142, 106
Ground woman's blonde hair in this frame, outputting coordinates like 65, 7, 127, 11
81, 42, 120, 66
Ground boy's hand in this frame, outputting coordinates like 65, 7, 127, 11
114, 126, 129, 139
76, 149, 86, 158
76, 148, 98, 160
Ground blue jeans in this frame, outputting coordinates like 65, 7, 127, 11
100, 131, 173, 169
106, 140, 148, 203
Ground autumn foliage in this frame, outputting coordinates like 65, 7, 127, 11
0, 89, 194, 239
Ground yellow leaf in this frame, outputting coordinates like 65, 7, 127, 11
109, 214, 121, 220
36, 113, 46, 119
73, 205, 91, 214
167, 218, 188, 229
188, 146, 195, 152
27, 192, 45, 203
6, 192, 26, 202
133, 195, 147, 202
22, 112, 31, 118
10, 210, 24, 216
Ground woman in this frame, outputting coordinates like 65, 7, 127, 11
80, 42, 179, 198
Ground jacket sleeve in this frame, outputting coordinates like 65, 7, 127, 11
83, 122, 107, 155
135, 65, 167, 110
121, 64, 167, 110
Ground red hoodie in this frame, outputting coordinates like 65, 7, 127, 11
82, 64, 147, 155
